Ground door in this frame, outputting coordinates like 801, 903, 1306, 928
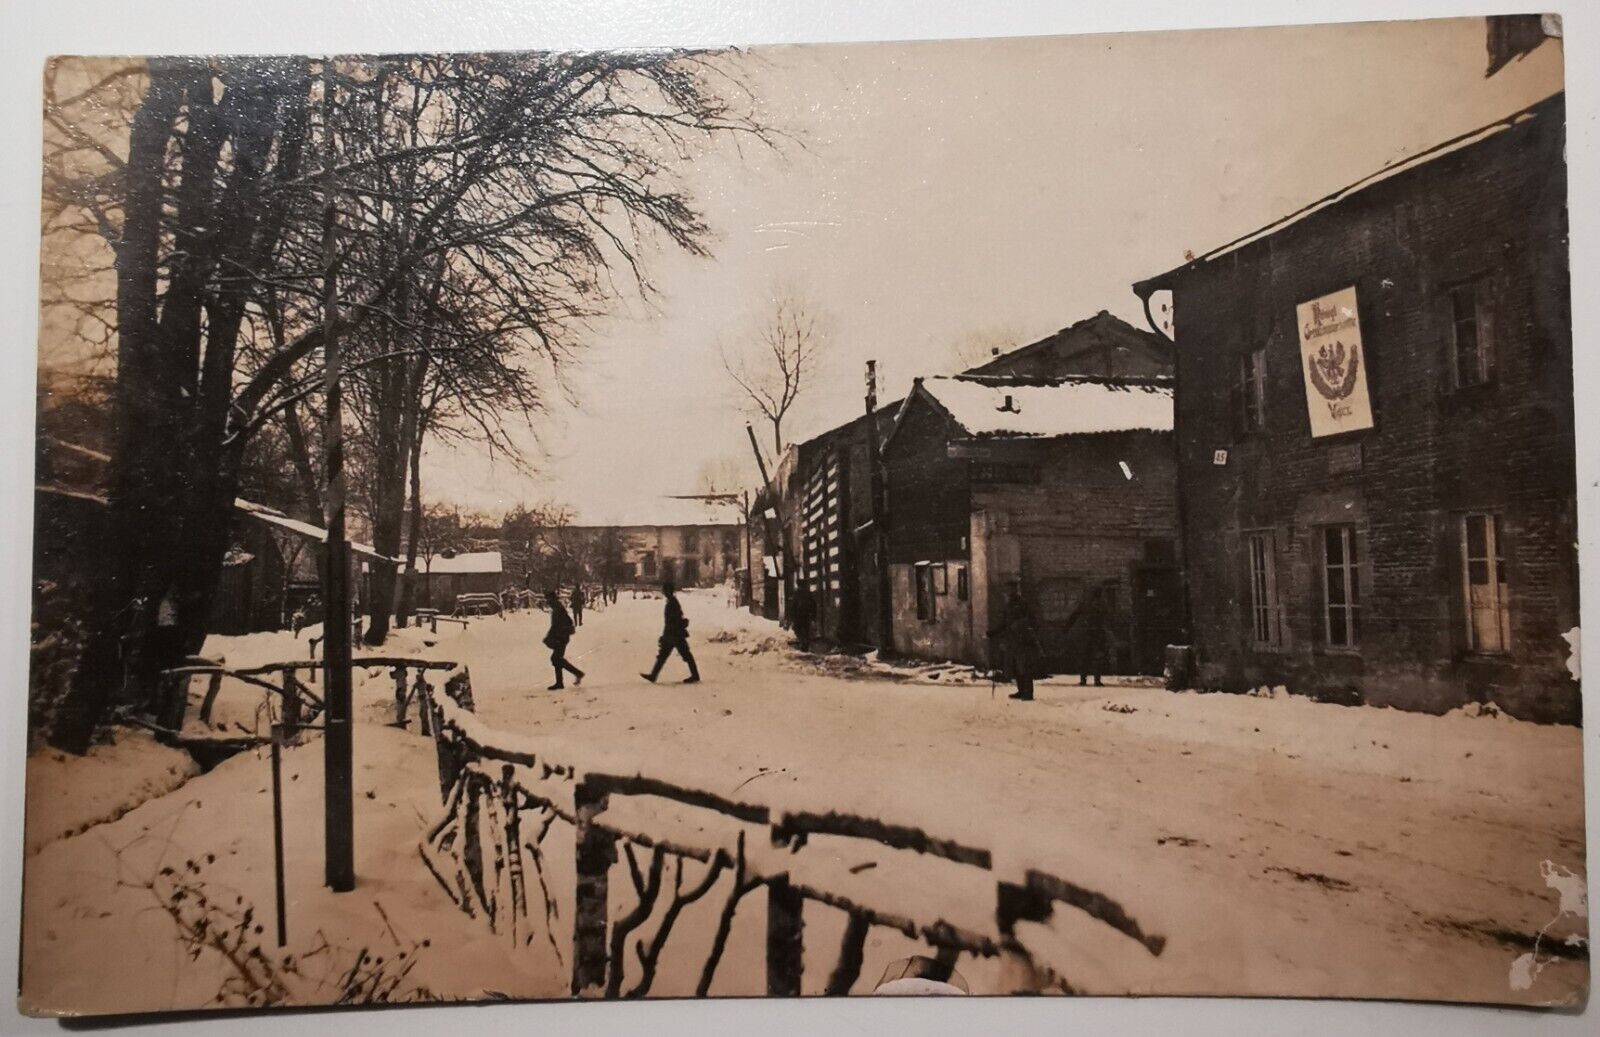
1132, 566, 1184, 675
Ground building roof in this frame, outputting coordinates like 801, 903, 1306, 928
234, 498, 396, 564
1133, 92, 1564, 296
962, 311, 1171, 377
906, 375, 1173, 441
425, 550, 503, 575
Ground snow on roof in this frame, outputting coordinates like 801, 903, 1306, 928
426, 551, 503, 575
233, 498, 396, 563
916, 375, 1173, 439
583, 497, 744, 529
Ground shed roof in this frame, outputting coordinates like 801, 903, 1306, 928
907, 375, 1173, 441
234, 498, 395, 564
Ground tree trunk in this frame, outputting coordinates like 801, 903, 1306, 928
394, 408, 427, 628
50, 64, 186, 754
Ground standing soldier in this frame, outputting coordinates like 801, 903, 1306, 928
640, 579, 700, 684
790, 582, 816, 652
1064, 584, 1111, 687
988, 586, 1041, 701
543, 589, 584, 690
570, 583, 586, 627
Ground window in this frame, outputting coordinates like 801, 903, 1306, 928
1321, 526, 1360, 649
914, 563, 937, 622
1461, 513, 1511, 653
1450, 281, 1494, 388
682, 528, 699, 552
641, 552, 657, 578
1246, 531, 1280, 649
956, 566, 969, 601
1236, 348, 1267, 434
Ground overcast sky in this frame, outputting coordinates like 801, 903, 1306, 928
247, 18, 1575, 521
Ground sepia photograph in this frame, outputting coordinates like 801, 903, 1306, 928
12, 7, 1590, 1022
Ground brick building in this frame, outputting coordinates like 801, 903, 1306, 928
782, 405, 900, 649
1132, 92, 1576, 722
882, 375, 1181, 673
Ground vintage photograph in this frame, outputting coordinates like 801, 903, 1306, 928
21, 12, 1585, 1016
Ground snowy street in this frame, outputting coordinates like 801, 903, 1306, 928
19, 590, 1588, 1012
458, 591, 1589, 1004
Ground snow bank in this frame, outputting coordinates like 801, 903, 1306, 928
24, 729, 200, 855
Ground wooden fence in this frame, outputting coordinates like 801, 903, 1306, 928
413, 665, 1167, 998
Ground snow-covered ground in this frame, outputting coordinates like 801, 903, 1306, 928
19, 590, 1590, 1014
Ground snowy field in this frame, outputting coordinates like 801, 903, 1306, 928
19, 589, 1589, 1013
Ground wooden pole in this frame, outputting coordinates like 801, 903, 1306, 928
320, 58, 356, 893
865, 361, 894, 654
270, 723, 288, 947
765, 874, 804, 996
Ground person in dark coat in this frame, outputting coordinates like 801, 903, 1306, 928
543, 589, 584, 690
570, 583, 586, 627
641, 579, 700, 684
988, 587, 1041, 701
1064, 585, 1112, 687
790, 583, 816, 652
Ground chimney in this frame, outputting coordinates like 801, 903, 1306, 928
998, 394, 1019, 413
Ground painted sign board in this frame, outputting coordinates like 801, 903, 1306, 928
1297, 286, 1374, 437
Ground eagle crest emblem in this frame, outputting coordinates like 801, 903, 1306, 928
1307, 340, 1361, 401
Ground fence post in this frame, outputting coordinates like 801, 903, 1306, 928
281, 668, 304, 744
994, 880, 1051, 993
572, 779, 616, 998
391, 665, 408, 727
198, 672, 224, 726
766, 874, 804, 996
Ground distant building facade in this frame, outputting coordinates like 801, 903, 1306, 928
1133, 93, 1576, 722
882, 375, 1181, 673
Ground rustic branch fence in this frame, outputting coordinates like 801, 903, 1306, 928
411, 665, 1168, 998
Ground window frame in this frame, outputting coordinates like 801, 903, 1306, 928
1460, 512, 1511, 655
1447, 278, 1495, 390
1245, 529, 1281, 650
1320, 525, 1360, 651
1237, 347, 1267, 434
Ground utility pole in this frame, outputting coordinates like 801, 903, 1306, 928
320, 59, 355, 893
865, 361, 893, 655
745, 423, 791, 615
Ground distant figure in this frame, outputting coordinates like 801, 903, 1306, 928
570, 584, 586, 627
1064, 585, 1112, 687
641, 579, 700, 684
988, 587, 1041, 701
543, 589, 584, 691
790, 583, 816, 652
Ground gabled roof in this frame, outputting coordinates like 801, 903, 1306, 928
962, 311, 1171, 377
890, 375, 1173, 447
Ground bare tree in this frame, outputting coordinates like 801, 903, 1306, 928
721, 288, 828, 456
40, 51, 777, 751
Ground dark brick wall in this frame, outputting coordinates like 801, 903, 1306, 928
973, 431, 1179, 672
885, 396, 971, 564
1160, 95, 1577, 722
